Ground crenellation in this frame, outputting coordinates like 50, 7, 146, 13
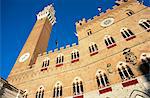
54, 48, 58, 52
60, 46, 65, 50
72, 43, 77, 46
66, 44, 71, 48
7, 1, 150, 98
48, 50, 53, 53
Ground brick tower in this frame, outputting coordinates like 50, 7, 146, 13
8, 4, 56, 81
7, 0, 150, 98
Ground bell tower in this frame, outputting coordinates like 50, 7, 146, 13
9, 4, 56, 75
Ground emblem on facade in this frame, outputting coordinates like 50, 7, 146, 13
107, 63, 113, 74
123, 48, 137, 65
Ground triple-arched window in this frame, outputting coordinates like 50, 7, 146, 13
125, 9, 134, 16
36, 86, 44, 98
89, 42, 98, 56
104, 35, 116, 49
23, 90, 28, 98
120, 28, 135, 41
139, 19, 150, 32
87, 29, 92, 36
42, 57, 50, 68
56, 53, 64, 67
53, 81, 62, 98
71, 49, 79, 63
117, 62, 134, 81
73, 77, 84, 96
96, 70, 110, 88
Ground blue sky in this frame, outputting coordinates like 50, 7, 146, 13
0, 0, 149, 79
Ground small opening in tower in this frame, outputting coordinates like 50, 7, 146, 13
79, 23, 82, 26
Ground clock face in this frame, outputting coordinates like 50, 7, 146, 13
19, 52, 30, 62
100, 18, 114, 27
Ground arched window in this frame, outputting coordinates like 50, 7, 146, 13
87, 29, 92, 36
117, 62, 134, 81
120, 28, 135, 41
125, 9, 134, 16
42, 57, 50, 68
41, 57, 50, 71
104, 35, 116, 49
71, 49, 79, 63
72, 77, 84, 96
53, 81, 62, 98
56, 53, 64, 67
23, 90, 28, 98
36, 86, 44, 98
139, 19, 150, 32
89, 42, 98, 56
96, 70, 110, 88
139, 53, 150, 74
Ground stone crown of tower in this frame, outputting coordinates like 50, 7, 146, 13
37, 4, 56, 25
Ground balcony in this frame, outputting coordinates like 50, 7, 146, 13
107, 43, 116, 49
99, 87, 112, 94
90, 51, 98, 56
56, 63, 63, 67
122, 79, 138, 87
71, 58, 79, 63
125, 35, 136, 41
73, 94, 83, 98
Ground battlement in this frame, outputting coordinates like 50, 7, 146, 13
37, 43, 78, 57
37, 4, 56, 25
75, 0, 141, 31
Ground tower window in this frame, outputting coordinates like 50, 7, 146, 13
120, 28, 136, 41
89, 42, 98, 56
139, 19, 150, 32
96, 70, 110, 88
73, 77, 84, 97
104, 35, 116, 49
53, 82, 62, 98
117, 62, 135, 81
71, 49, 79, 63
87, 29, 92, 36
56, 53, 64, 67
36, 86, 44, 98
126, 10, 134, 16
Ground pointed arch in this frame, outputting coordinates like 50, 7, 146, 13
104, 35, 116, 49
71, 49, 79, 63
96, 70, 110, 88
120, 27, 135, 41
117, 61, 135, 81
125, 9, 134, 16
139, 19, 150, 32
72, 77, 84, 96
56, 53, 64, 67
23, 89, 28, 98
89, 42, 98, 56
53, 81, 63, 98
42, 57, 50, 68
36, 85, 44, 98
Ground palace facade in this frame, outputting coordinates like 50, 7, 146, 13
7, 0, 150, 98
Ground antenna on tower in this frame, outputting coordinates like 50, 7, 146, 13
55, 40, 58, 48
